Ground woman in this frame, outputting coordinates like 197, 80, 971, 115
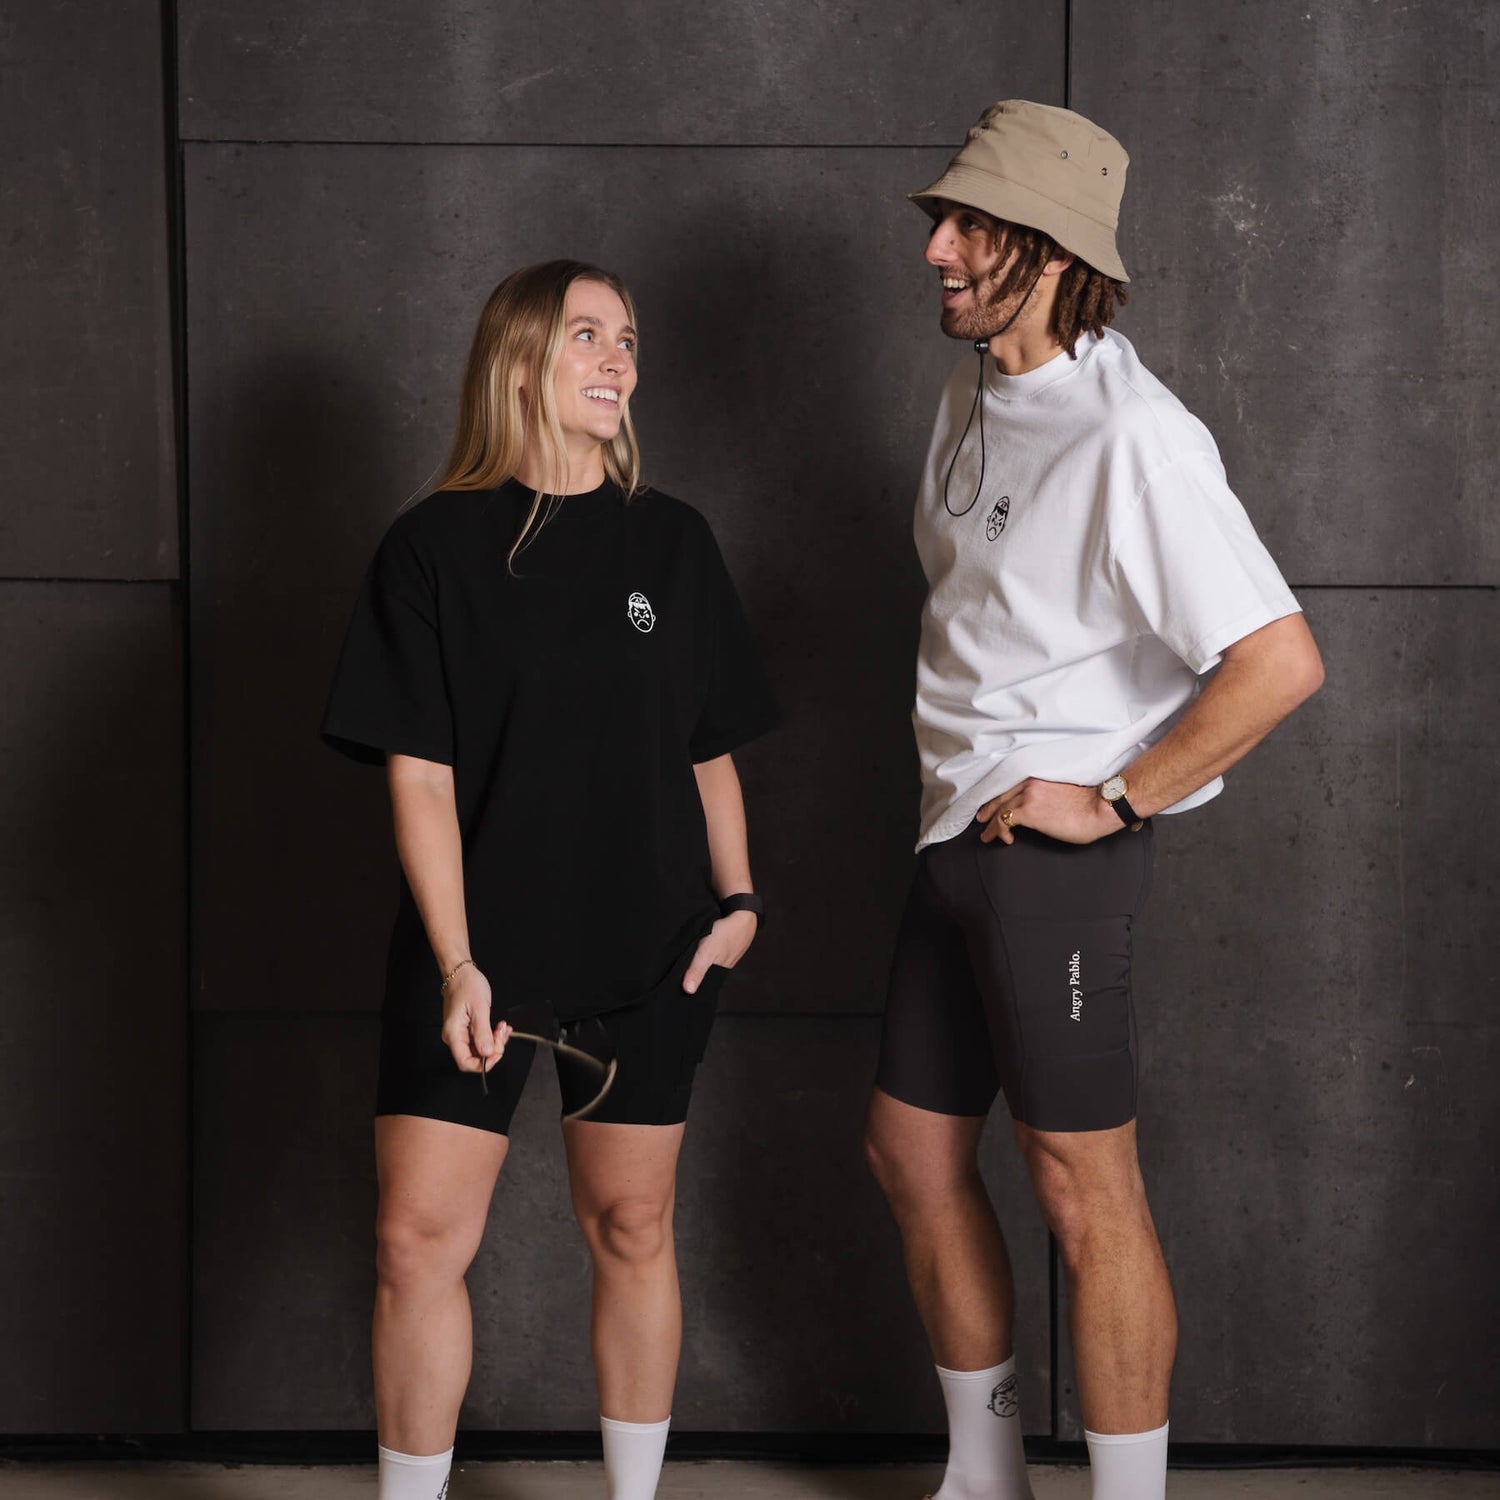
323, 260, 779, 1500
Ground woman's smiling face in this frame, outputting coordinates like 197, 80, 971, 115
548, 278, 639, 452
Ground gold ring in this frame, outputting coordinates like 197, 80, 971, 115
1000, 809, 1014, 826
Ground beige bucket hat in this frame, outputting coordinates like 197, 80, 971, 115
910, 100, 1131, 283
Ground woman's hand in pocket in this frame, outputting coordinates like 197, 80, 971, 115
682, 912, 758, 993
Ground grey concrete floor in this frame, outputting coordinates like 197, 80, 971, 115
0, 1463, 1495, 1499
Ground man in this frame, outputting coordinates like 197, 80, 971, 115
865, 101, 1324, 1500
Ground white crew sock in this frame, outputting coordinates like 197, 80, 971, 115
1084, 1422, 1169, 1500
932, 1357, 1035, 1500
600, 1414, 671, 1500
377, 1444, 453, 1500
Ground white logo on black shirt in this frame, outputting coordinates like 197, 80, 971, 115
985, 496, 1010, 540
626, 591, 656, 633
1068, 949, 1083, 1022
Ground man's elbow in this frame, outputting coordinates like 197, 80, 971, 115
1226, 614, 1325, 715
1283, 632, 1325, 710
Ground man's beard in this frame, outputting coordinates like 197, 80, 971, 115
941, 270, 1029, 342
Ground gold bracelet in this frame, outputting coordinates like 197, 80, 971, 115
440, 957, 476, 995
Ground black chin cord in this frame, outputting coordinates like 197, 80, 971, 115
941, 341, 989, 517
941, 264, 1049, 518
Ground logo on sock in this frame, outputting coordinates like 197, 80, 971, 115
627, 591, 656, 633
985, 495, 1010, 540
987, 1373, 1019, 1418
436, 1478, 449, 1500
1068, 949, 1083, 1022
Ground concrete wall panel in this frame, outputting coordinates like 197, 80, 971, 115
191, 1012, 1052, 1432
1053, 590, 1500, 1446
178, 1, 1062, 145
0, 583, 186, 1430
1073, 0, 1500, 586
185, 141, 969, 1016
0, 2, 178, 578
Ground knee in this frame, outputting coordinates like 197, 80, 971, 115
1030, 1161, 1090, 1263
1025, 1146, 1147, 1268
374, 1210, 477, 1292
580, 1195, 673, 1268
864, 1115, 973, 1210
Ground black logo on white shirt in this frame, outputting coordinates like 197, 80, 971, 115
985, 496, 1010, 540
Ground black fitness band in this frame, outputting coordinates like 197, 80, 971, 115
719, 892, 764, 925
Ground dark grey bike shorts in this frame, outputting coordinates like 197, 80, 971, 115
876, 819, 1155, 1133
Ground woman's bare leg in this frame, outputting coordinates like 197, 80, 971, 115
373, 1113, 508, 1454
563, 1120, 687, 1422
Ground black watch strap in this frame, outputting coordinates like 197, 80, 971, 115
1109, 793, 1144, 830
719, 892, 764, 925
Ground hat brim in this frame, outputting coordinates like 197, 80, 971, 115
910, 163, 1130, 284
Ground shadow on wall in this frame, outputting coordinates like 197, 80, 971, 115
192, 349, 401, 1023
626, 200, 928, 1017
0, 588, 186, 1428
186, 352, 394, 1426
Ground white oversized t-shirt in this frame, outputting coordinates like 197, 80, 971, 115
913, 328, 1301, 851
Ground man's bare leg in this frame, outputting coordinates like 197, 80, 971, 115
1015, 1118, 1175, 1433
866, 1087, 1015, 1367
867, 1087, 1034, 1500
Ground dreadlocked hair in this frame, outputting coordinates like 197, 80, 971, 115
985, 220, 1128, 357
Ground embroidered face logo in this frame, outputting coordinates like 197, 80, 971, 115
626, 591, 656, 633
985, 495, 1011, 541
988, 1374, 1019, 1418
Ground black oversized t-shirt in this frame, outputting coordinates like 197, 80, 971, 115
322, 479, 780, 1024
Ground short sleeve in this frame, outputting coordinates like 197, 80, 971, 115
689, 522, 781, 762
321, 524, 454, 766
1112, 452, 1302, 674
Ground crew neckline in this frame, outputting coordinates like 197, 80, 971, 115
985, 330, 1104, 400
500, 475, 618, 505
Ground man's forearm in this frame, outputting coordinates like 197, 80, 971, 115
1120, 613, 1324, 819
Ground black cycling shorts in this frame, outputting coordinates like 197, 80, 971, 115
376, 960, 726, 1135
876, 820, 1154, 1133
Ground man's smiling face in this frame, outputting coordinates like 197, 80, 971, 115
923, 198, 1022, 342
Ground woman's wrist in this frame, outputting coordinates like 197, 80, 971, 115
439, 955, 477, 994
717, 890, 763, 925
718, 908, 758, 938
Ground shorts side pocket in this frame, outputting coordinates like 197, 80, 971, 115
681, 962, 726, 1067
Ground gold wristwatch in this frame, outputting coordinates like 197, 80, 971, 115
1100, 775, 1144, 832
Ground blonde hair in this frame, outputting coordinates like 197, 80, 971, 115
433, 260, 643, 567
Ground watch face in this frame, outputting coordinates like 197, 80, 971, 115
1101, 775, 1127, 802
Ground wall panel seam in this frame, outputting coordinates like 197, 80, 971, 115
0, 577, 183, 588
180, 138, 958, 150
162, 0, 193, 1438
1289, 584, 1496, 592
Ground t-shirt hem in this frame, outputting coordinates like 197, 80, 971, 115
1184, 597, 1302, 674
321, 721, 454, 767
917, 812, 980, 852
690, 709, 782, 763
916, 772, 1226, 851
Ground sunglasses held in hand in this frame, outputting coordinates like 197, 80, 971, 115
478, 1003, 618, 1122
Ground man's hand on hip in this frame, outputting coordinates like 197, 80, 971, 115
977, 779, 1119, 845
